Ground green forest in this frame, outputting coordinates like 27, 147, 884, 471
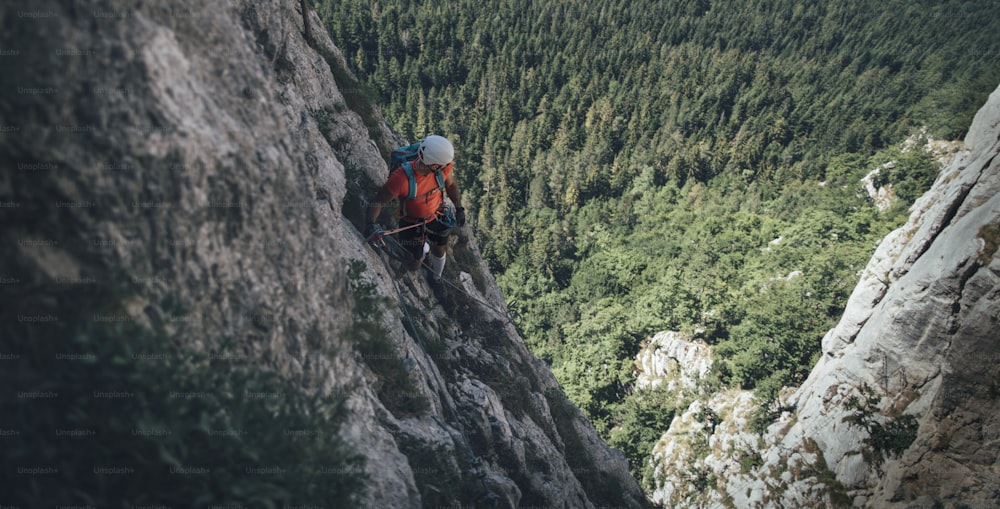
311, 0, 1000, 486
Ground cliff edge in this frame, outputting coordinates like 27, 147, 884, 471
648, 85, 1000, 508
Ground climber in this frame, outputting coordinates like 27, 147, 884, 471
365, 135, 467, 284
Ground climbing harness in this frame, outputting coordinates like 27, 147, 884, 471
367, 201, 451, 254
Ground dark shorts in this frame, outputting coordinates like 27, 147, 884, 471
397, 217, 451, 261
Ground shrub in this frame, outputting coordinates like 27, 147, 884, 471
607, 384, 679, 480
0, 308, 364, 507
841, 383, 919, 470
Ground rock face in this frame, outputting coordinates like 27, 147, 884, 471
647, 390, 759, 507
0, 1, 646, 507
635, 331, 712, 393
649, 85, 1000, 508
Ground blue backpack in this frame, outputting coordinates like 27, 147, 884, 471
390, 142, 448, 218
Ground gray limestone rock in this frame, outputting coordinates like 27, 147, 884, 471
0, 1, 646, 507
648, 84, 1000, 508
635, 331, 713, 393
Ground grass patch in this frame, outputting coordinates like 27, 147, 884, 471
801, 438, 852, 508
0, 287, 364, 507
739, 449, 764, 474
340, 154, 381, 230
405, 302, 450, 364
303, 16, 388, 159
310, 106, 351, 153
347, 260, 429, 417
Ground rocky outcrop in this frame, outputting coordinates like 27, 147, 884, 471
647, 390, 759, 507
635, 331, 712, 394
860, 129, 966, 211
649, 85, 1000, 508
861, 162, 898, 211
0, 1, 646, 507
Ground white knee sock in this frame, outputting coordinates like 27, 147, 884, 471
429, 253, 446, 280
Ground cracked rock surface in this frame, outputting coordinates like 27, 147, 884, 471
764, 85, 999, 507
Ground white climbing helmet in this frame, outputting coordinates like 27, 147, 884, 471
418, 135, 454, 167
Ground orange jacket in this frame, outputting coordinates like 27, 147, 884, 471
384, 163, 453, 220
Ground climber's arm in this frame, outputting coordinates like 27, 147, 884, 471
368, 185, 396, 224
445, 171, 462, 210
